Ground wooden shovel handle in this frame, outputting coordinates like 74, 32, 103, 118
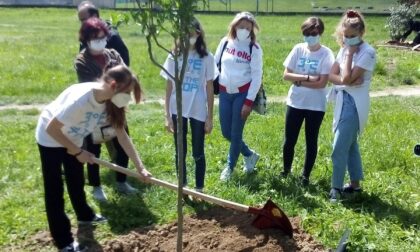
93, 158, 250, 213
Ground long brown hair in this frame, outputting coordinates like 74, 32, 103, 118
102, 65, 142, 129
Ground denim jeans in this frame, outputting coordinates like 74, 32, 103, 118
38, 144, 95, 249
219, 91, 252, 170
331, 91, 364, 189
172, 115, 206, 189
283, 106, 325, 178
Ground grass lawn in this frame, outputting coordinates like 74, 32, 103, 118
0, 6, 419, 251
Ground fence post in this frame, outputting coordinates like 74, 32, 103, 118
256, 0, 259, 14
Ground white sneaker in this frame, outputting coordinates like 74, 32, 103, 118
117, 182, 139, 194
243, 151, 260, 173
220, 166, 233, 181
59, 241, 88, 252
92, 186, 107, 202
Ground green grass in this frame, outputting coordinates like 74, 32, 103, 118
0, 97, 419, 251
0, 7, 419, 251
0, 7, 419, 104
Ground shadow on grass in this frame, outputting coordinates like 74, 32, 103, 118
340, 192, 419, 229
96, 172, 158, 235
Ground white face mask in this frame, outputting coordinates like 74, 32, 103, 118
343, 36, 361, 46
111, 93, 131, 108
236, 28, 250, 41
303, 35, 320, 46
88, 37, 107, 52
189, 37, 197, 46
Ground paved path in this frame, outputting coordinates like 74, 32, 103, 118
0, 85, 419, 111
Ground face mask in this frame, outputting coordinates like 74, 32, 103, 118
111, 93, 131, 108
88, 38, 107, 52
236, 28, 250, 41
189, 37, 197, 46
343, 36, 361, 46
303, 35, 320, 46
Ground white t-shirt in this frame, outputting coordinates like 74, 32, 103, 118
330, 42, 376, 133
160, 51, 214, 122
36, 82, 107, 147
283, 43, 334, 112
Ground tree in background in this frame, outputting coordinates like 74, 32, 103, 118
387, 0, 419, 41
130, 1, 204, 251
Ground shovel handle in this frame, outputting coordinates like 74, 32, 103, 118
93, 158, 250, 213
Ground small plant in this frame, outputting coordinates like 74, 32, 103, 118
386, 3, 418, 40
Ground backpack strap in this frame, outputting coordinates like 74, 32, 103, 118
217, 40, 228, 71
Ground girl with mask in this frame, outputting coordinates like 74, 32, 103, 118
35, 65, 152, 251
75, 17, 137, 201
160, 18, 214, 193
328, 10, 376, 202
214, 12, 263, 181
281, 17, 334, 186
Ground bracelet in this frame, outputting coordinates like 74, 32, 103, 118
306, 75, 310, 81
74, 150, 83, 157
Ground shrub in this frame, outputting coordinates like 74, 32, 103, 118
386, 3, 418, 40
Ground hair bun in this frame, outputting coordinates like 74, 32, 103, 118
346, 10, 359, 18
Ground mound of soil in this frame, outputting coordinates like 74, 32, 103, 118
384, 40, 420, 51
19, 207, 327, 251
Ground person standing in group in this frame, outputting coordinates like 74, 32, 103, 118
77, 0, 130, 66
35, 65, 152, 252
214, 12, 263, 181
328, 10, 376, 202
160, 18, 214, 192
281, 17, 334, 186
75, 17, 137, 201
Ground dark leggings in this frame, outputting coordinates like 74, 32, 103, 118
172, 115, 206, 189
85, 127, 129, 186
282, 106, 325, 178
38, 144, 95, 249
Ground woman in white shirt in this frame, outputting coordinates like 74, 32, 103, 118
282, 17, 334, 186
328, 10, 376, 202
161, 18, 214, 192
35, 65, 151, 251
214, 12, 263, 181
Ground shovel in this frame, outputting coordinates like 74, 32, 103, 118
93, 158, 293, 237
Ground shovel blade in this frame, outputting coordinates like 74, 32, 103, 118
250, 199, 293, 238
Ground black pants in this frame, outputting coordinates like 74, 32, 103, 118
38, 144, 95, 249
282, 106, 325, 178
85, 127, 130, 186
172, 115, 206, 189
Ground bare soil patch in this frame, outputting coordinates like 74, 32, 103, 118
18, 207, 326, 252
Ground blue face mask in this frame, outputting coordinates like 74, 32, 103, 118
303, 35, 320, 46
343, 36, 361, 46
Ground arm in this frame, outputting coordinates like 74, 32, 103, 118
74, 54, 98, 83
283, 68, 324, 88
164, 80, 174, 133
46, 118, 93, 163
115, 128, 152, 178
205, 79, 214, 134
107, 33, 130, 66
340, 47, 366, 85
328, 60, 364, 86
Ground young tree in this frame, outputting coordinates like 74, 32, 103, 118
131, 1, 205, 251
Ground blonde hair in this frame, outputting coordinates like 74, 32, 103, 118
227, 12, 260, 43
102, 65, 142, 129
335, 10, 366, 46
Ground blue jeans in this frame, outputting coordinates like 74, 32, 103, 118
172, 115, 206, 189
219, 91, 252, 170
331, 91, 364, 189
